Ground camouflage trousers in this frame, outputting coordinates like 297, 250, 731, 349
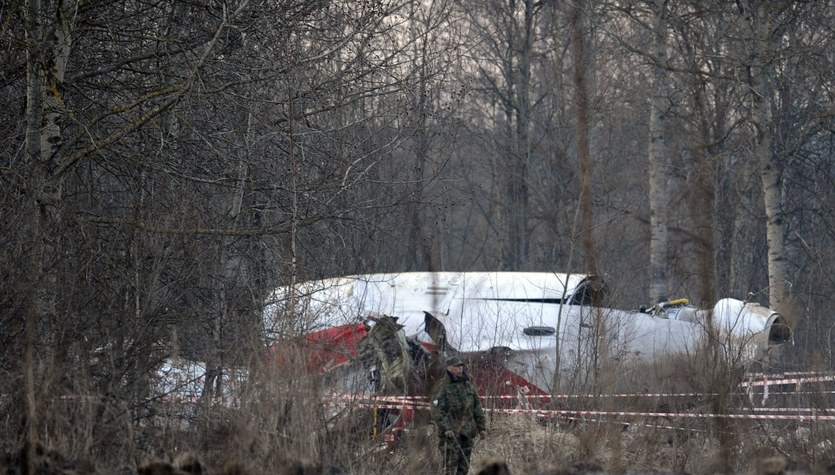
438, 435, 474, 475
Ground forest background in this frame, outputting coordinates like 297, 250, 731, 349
1, 0, 834, 473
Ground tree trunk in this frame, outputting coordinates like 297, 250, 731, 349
408, 42, 433, 271
501, 0, 535, 270
572, 0, 596, 279
748, 2, 790, 312
21, 0, 76, 464
647, 0, 670, 304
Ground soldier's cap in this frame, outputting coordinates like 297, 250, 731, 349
445, 356, 464, 367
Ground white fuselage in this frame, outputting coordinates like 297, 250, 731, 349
263, 272, 790, 392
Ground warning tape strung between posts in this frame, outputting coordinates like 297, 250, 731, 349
740, 375, 835, 387
746, 371, 835, 379
327, 394, 835, 415
564, 416, 711, 433
479, 393, 717, 399
154, 369, 835, 412
327, 390, 761, 402
328, 376, 835, 403
326, 393, 431, 406
747, 407, 833, 412
325, 399, 835, 421
327, 393, 428, 402
160, 395, 241, 407
753, 390, 835, 396
327, 392, 723, 402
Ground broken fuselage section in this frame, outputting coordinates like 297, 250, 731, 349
264, 272, 792, 393
262, 272, 792, 446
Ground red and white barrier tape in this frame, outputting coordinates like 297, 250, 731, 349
329, 377, 835, 404
479, 392, 717, 399
328, 391, 730, 403
327, 399, 835, 421
148, 392, 835, 423
746, 407, 830, 413
159, 395, 241, 407
741, 375, 835, 387
327, 392, 722, 403
746, 371, 835, 379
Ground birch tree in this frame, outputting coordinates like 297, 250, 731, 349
737, 2, 786, 312
732, 1, 831, 318
18, 0, 82, 461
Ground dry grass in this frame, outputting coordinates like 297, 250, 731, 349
1, 400, 831, 474
3, 347, 835, 474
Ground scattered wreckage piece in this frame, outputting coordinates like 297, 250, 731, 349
153, 357, 246, 408
263, 313, 557, 449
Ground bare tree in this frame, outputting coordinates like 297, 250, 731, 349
731, 1, 834, 325
455, 0, 547, 270
646, 0, 671, 304
2, 0, 443, 461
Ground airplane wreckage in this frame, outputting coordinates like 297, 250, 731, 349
152, 272, 793, 446
258, 272, 793, 443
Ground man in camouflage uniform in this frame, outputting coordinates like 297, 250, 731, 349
431, 356, 487, 475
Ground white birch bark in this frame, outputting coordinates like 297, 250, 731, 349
20, 0, 77, 467
755, 79, 789, 310
748, 3, 790, 311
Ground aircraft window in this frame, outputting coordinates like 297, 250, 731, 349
572, 289, 592, 305
479, 298, 565, 304
523, 326, 556, 336
570, 279, 605, 305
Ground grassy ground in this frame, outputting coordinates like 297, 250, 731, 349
2, 397, 832, 474
3, 352, 835, 474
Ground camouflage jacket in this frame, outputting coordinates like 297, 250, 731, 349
430, 371, 486, 438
